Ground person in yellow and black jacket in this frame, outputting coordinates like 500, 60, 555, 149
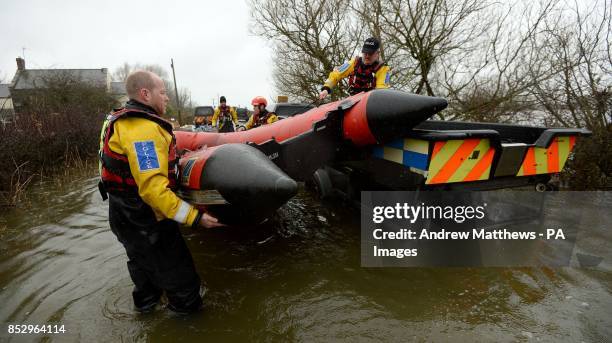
211, 95, 238, 133
319, 37, 390, 100
98, 70, 223, 314
241, 96, 278, 130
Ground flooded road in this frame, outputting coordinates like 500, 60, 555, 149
0, 176, 611, 342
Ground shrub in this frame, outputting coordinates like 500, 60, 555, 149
0, 76, 117, 205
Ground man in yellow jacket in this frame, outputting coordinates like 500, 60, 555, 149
98, 70, 223, 314
242, 96, 278, 130
319, 37, 390, 99
211, 96, 238, 133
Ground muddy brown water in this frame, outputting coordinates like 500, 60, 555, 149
0, 176, 610, 342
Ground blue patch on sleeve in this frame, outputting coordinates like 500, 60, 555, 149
134, 141, 160, 172
337, 62, 350, 72
385, 72, 390, 85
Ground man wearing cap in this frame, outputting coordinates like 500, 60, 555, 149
211, 96, 239, 133
319, 37, 390, 100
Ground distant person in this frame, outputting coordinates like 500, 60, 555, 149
241, 96, 278, 130
194, 114, 207, 131
319, 37, 390, 100
212, 96, 238, 133
98, 70, 223, 314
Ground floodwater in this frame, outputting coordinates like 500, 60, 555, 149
0, 176, 610, 342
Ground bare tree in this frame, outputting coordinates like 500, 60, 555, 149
251, 0, 608, 127
528, 0, 611, 131
250, 0, 362, 101
112, 62, 193, 119
252, 0, 549, 109
441, 0, 559, 122
112, 62, 131, 82
167, 87, 193, 115
526, 0, 611, 188
112, 62, 170, 82
369, 0, 495, 98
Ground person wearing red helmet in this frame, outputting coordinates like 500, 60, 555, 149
243, 96, 278, 130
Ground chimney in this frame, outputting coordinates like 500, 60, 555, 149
16, 57, 25, 71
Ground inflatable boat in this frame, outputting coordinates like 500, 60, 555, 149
175, 89, 590, 218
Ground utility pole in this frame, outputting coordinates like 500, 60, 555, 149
170, 58, 182, 125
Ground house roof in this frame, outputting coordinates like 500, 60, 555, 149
111, 81, 126, 95
11, 69, 109, 90
0, 84, 9, 98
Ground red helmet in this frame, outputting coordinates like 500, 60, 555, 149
251, 96, 267, 107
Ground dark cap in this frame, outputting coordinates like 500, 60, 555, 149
362, 37, 380, 53
220, 96, 226, 103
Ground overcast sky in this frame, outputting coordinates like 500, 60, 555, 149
0, 0, 275, 108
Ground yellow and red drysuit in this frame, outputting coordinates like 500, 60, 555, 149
99, 99, 203, 313
322, 56, 390, 95
212, 105, 238, 132
244, 110, 278, 130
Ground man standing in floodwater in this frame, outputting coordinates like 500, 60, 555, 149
319, 37, 391, 100
98, 70, 223, 314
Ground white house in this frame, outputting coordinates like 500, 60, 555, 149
0, 83, 14, 123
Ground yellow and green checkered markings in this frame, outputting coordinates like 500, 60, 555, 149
373, 138, 495, 184
517, 136, 576, 176
373, 135, 579, 184
372, 138, 429, 171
